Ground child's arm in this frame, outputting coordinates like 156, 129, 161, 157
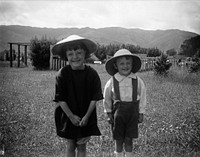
103, 79, 114, 123
138, 77, 147, 123
79, 100, 97, 127
107, 112, 114, 124
57, 101, 81, 126
103, 79, 113, 113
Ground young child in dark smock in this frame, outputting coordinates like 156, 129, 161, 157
103, 49, 146, 157
52, 35, 103, 157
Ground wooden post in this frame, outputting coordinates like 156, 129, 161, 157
24, 45, 28, 66
59, 58, 61, 69
9, 43, 13, 67
50, 45, 53, 70
57, 58, 59, 70
18, 44, 20, 67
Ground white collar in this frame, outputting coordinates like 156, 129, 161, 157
114, 72, 137, 82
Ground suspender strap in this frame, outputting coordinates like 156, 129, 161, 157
113, 76, 121, 101
132, 77, 138, 101
113, 76, 138, 102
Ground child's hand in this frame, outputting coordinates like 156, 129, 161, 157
138, 113, 144, 123
69, 115, 81, 126
79, 116, 89, 127
107, 113, 114, 124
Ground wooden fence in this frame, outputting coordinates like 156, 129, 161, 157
50, 55, 178, 71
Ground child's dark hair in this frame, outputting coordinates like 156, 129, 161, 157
68, 42, 89, 53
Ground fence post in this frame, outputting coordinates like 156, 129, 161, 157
24, 45, 28, 66
50, 45, 53, 70
59, 58, 61, 69
9, 43, 13, 67
17, 44, 20, 68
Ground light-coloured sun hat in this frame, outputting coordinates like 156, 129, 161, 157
105, 49, 142, 76
52, 35, 97, 60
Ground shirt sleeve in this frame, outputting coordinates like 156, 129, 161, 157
90, 67, 103, 101
54, 69, 66, 102
137, 77, 147, 114
103, 78, 113, 113
92, 74, 103, 101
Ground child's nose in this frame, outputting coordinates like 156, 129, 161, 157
125, 63, 129, 67
72, 52, 78, 58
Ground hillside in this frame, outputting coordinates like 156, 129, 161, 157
0, 25, 198, 52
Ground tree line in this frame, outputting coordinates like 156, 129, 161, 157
29, 35, 200, 70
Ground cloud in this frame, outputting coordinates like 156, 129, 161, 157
175, 1, 200, 33
0, 1, 21, 24
0, 0, 200, 34
0, 1, 48, 25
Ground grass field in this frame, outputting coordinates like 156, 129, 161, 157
0, 62, 200, 157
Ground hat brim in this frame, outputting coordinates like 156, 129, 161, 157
105, 54, 142, 76
52, 38, 97, 60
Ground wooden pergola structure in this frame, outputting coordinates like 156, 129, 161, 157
8, 42, 30, 67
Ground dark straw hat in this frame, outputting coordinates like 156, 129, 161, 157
105, 49, 142, 76
52, 35, 97, 60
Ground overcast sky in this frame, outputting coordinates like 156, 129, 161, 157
1, 0, 200, 34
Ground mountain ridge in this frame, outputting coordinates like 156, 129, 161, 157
0, 25, 198, 52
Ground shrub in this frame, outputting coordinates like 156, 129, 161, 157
147, 47, 162, 57
188, 58, 200, 73
30, 36, 51, 70
166, 48, 177, 56
153, 54, 172, 75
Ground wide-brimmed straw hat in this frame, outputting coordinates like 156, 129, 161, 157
105, 49, 141, 76
52, 35, 97, 60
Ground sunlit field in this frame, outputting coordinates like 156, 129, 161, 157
0, 62, 200, 157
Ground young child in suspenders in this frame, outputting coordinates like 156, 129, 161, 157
103, 49, 147, 157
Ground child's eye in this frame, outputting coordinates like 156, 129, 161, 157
67, 51, 73, 57
76, 49, 85, 55
76, 51, 82, 55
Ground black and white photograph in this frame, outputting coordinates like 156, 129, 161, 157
0, 0, 200, 156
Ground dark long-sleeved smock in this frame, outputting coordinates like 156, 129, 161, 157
54, 65, 103, 139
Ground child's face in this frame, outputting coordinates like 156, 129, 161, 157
66, 48, 86, 70
115, 56, 133, 76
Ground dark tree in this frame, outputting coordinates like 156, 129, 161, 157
180, 35, 200, 57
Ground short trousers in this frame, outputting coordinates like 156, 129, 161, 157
66, 136, 91, 145
113, 101, 139, 140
